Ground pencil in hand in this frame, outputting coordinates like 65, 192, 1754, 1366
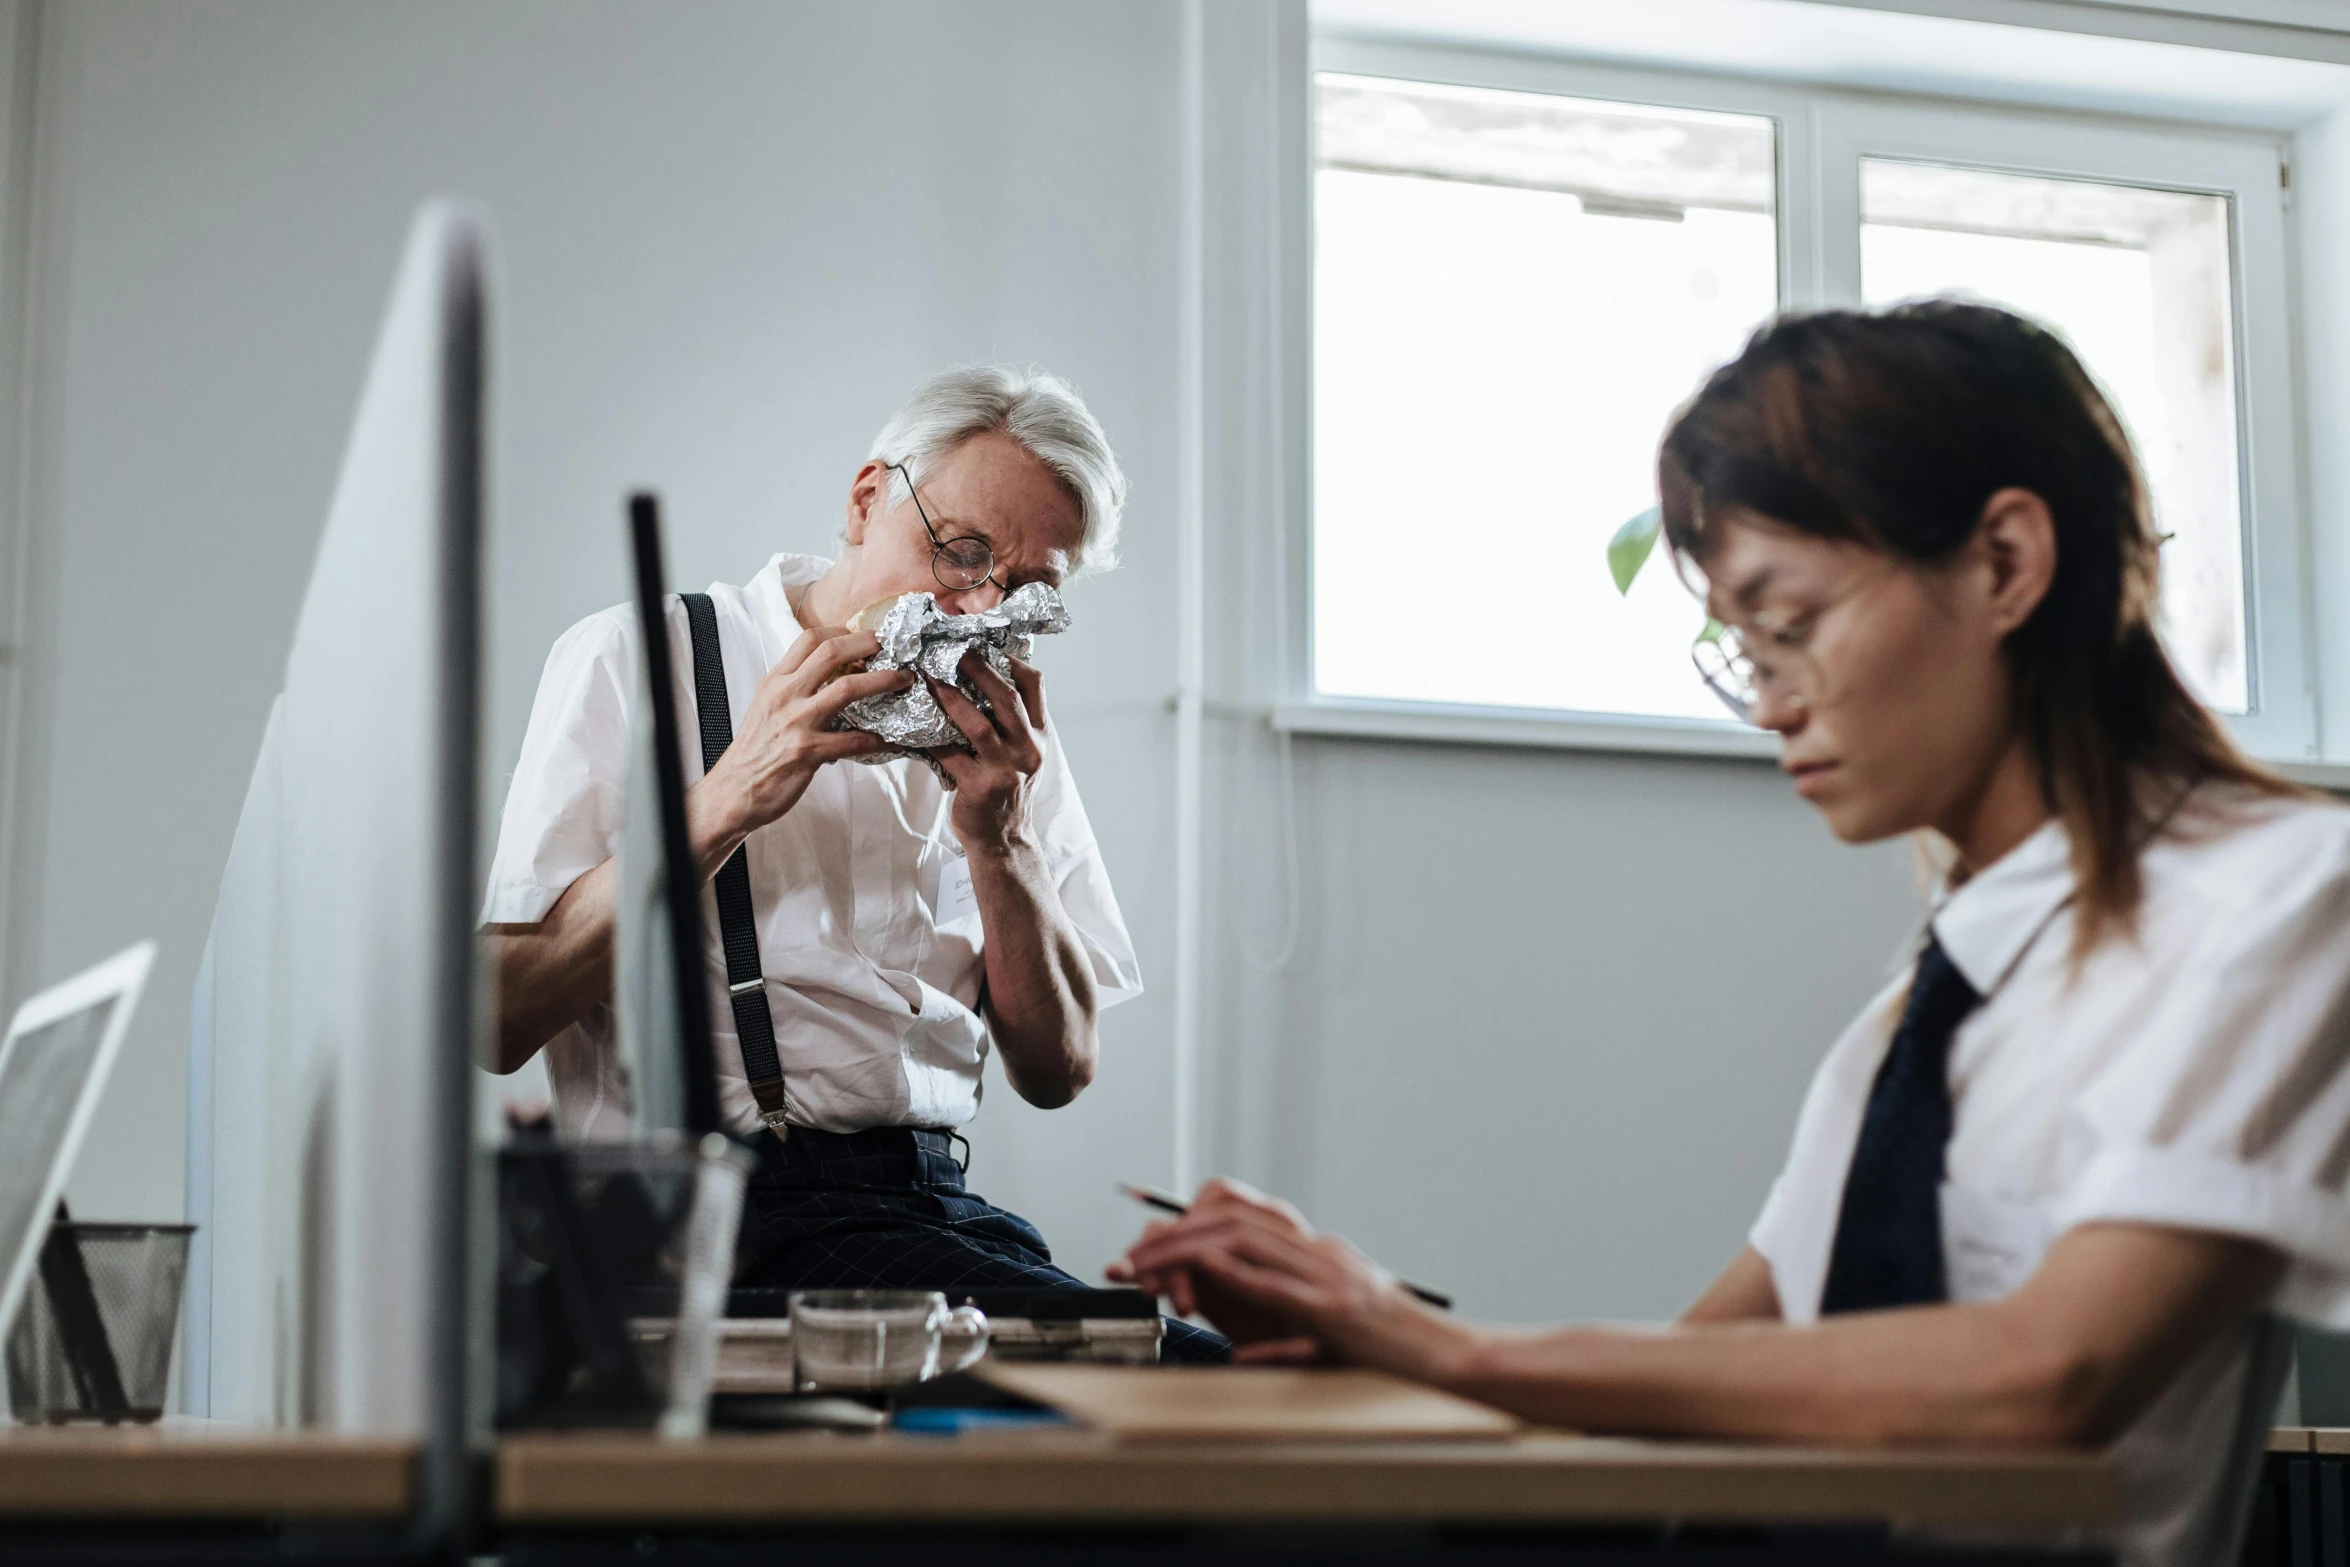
1116, 1183, 1454, 1311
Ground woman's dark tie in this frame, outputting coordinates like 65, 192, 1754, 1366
1819, 935, 1983, 1314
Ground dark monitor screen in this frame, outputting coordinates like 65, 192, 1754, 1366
625, 494, 721, 1137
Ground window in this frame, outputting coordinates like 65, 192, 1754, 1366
1861, 162, 2244, 711
1302, 42, 2307, 756
1313, 75, 1776, 723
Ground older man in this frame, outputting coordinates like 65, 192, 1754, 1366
483, 366, 1214, 1354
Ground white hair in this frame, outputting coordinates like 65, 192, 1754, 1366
865, 364, 1127, 574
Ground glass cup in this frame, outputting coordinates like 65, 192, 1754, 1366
788, 1289, 989, 1393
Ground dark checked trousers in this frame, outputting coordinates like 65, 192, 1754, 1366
732, 1125, 1227, 1364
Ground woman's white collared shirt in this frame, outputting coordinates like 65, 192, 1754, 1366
1752, 788, 2350, 1567
481, 552, 1142, 1141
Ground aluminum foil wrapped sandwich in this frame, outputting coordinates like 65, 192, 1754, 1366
833, 582, 1070, 784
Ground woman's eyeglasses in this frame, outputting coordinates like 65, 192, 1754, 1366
889, 462, 1006, 595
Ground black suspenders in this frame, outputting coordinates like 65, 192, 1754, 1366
677, 593, 791, 1139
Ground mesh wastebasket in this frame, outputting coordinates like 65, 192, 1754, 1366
6, 1221, 193, 1424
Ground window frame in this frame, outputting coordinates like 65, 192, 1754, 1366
1284, 34, 2315, 763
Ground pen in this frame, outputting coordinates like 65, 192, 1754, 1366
1118, 1183, 1455, 1311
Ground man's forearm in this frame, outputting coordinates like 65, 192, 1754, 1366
684, 770, 763, 880
966, 832, 1099, 1108
1679, 1247, 1783, 1326
488, 857, 618, 1073
1414, 1225, 2282, 1450
489, 776, 765, 1074
1426, 1306, 2074, 1448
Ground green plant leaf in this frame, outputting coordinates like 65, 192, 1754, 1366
1608, 506, 1663, 596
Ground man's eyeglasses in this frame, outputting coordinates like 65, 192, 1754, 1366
889, 462, 1006, 596
1692, 622, 1783, 724
1691, 567, 1893, 725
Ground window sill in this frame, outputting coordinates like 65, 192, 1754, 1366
2273, 760, 2350, 794
1272, 695, 2350, 792
1272, 696, 1778, 760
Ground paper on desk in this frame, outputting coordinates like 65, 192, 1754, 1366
970, 1362, 1519, 1444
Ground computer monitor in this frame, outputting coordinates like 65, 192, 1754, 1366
614, 494, 722, 1138
184, 202, 484, 1540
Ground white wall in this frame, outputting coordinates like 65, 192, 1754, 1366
1, 0, 1187, 1286
1208, 735, 1919, 1321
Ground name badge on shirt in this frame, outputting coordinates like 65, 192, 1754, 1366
1940, 1183, 2053, 1302
935, 853, 979, 928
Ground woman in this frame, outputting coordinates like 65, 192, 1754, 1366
1113, 302, 2350, 1566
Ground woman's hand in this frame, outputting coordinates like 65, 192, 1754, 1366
929, 653, 1049, 854
1109, 1179, 1443, 1370
691, 626, 910, 873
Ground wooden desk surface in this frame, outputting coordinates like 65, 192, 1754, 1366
497, 1427, 2121, 1535
0, 1417, 2129, 1533
0, 1421, 415, 1519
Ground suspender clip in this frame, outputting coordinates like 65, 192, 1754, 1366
727, 976, 764, 996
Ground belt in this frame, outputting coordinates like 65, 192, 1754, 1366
750, 1125, 974, 1191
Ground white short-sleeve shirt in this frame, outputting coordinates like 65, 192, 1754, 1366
482, 552, 1143, 1141
1751, 787, 2350, 1567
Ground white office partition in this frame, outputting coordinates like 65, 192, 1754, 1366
187, 202, 484, 1528
184, 698, 282, 1422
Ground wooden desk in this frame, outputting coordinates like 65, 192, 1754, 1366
0, 1421, 414, 1520
2270, 1425, 2350, 1455
0, 1420, 2120, 1542
497, 1427, 2120, 1537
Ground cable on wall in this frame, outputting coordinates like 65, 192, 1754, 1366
1243, 725, 1302, 972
